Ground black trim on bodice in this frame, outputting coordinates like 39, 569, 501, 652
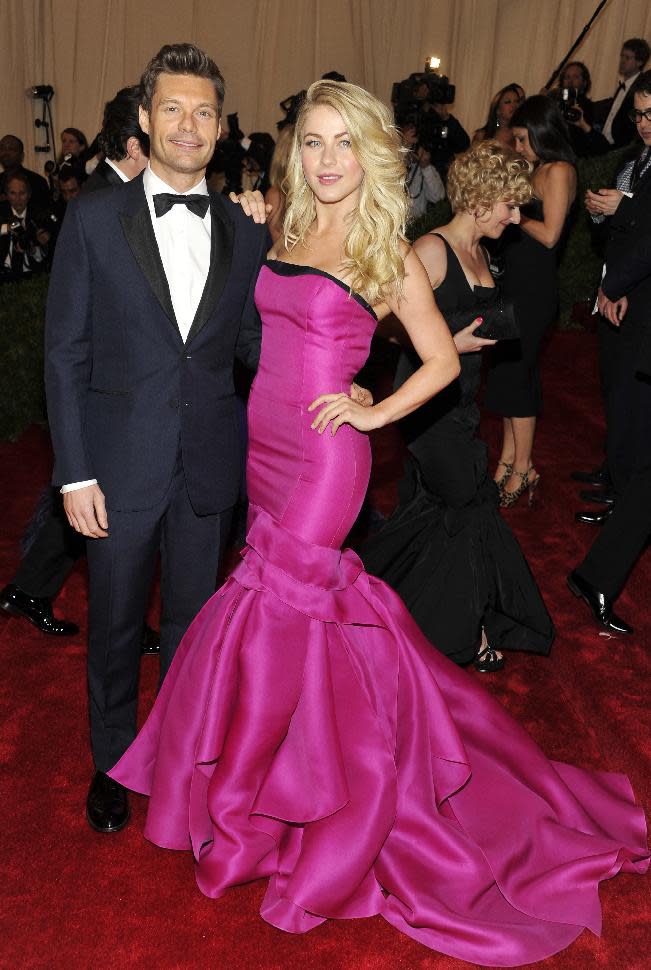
265, 259, 378, 321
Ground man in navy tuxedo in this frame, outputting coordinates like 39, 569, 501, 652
45, 44, 267, 833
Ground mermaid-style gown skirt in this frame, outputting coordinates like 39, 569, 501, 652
111, 262, 648, 967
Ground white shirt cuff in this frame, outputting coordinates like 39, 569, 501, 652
61, 479, 98, 493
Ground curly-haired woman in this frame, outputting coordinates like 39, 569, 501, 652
363, 141, 554, 671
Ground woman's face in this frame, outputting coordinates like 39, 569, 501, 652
561, 65, 585, 93
61, 131, 83, 156
477, 200, 521, 238
301, 104, 364, 208
512, 126, 538, 163
497, 90, 521, 124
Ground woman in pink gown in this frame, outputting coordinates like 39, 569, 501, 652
111, 80, 648, 967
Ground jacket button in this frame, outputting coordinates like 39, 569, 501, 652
168, 398, 179, 409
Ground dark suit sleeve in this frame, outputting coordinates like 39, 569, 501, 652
44, 199, 94, 485
603, 232, 651, 301
234, 226, 269, 372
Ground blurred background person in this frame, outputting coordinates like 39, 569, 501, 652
0, 133, 51, 209
401, 119, 446, 222
552, 61, 610, 157
0, 172, 54, 279
264, 123, 294, 242
59, 126, 89, 163
484, 96, 576, 506
597, 38, 650, 147
473, 84, 525, 148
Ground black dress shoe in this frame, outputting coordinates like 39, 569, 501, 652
575, 506, 614, 526
567, 571, 633, 635
140, 623, 160, 654
0, 584, 79, 636
570, 467, 611, 487
579, 488, 615, 506
86, 771, 130, 833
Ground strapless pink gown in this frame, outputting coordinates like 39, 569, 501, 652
111, 261, 648, 967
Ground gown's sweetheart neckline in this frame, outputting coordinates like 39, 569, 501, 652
264, 259, 378, 322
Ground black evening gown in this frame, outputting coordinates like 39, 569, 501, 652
361, 235, 554, 664
484, 197, 564, 416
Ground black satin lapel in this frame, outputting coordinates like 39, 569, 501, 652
119, 206, 179, 337
185, 200, 234, 346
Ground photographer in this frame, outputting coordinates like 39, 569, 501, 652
393, 72, 469, 182
550, 62, 609, 157
401, 119, 445, 220
0, 172, 54, 279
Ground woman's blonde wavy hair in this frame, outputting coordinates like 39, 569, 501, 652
283, 80, 408, 305
447, 141, 533, 214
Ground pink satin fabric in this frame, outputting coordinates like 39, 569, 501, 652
111, 265, 648, 967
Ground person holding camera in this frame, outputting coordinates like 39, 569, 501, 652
0, 134, 51, 210
551, 61, 610, 157
0, 172, 53, 278
401, 120, 445, 220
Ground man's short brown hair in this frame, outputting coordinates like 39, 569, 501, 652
140, 43, 225, 116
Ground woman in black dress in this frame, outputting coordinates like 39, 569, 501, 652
362, 142, 554, 671
484, 96, 576, 506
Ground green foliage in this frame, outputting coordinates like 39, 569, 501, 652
0, 274, 49, 440
406, 148, 634, 329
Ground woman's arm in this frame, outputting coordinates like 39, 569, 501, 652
309, 249, 460, 435
520, 162, 576, 248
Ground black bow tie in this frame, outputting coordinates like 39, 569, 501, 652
153, 193, 210, 219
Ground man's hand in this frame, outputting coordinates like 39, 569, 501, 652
597, 287, 628, 327
585, 188, 624, 217
63, 484, 109, 538
350, 382, 373, 407
228, 190, 272, 224
35, 228, 50, 246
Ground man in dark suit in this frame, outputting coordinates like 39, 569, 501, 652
598, 38, 650, 148
0, 134, 51, 209
45, 44, 267, 834
568, 73, 651, 634
1, 87, 150, 638
0, 172, 53, 278
83, 85, 149, 193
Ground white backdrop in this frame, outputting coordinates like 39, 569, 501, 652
3, 0, 651, 173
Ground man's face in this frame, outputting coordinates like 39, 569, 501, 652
0, 136, 23, 171
619, 47, 641, 79
60, 177, 81, 202
633, 92, 651, 146
140, 73, 221, 183
7, 178, 29, 213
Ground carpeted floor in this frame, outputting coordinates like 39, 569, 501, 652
1, 331, 649, 969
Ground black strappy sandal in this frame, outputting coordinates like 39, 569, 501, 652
474, 644, 505, 673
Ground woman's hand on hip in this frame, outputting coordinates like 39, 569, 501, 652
308, 393, 384, 435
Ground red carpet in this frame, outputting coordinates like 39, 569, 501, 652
1, 331, 649, 969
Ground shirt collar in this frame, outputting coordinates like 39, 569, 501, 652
105, 157, 130, 183
143, 163, 208, 201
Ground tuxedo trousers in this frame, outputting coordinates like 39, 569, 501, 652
86, 459, 231, 771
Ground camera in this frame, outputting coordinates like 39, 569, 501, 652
9, 218, 32, 251
277, 90, 306, 130
559, 87, 582, 124
44, 152, 75, 177
392, 71, 456, 114
8, 211, 58, 252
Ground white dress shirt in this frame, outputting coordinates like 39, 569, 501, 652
62, 163, 212, 494
143, 163, 211, 342
603, 73, 639, 145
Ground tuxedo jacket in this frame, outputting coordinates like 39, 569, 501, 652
603, 167, 651, 376
82, 159, 126, 194
45, 172, 267, 514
